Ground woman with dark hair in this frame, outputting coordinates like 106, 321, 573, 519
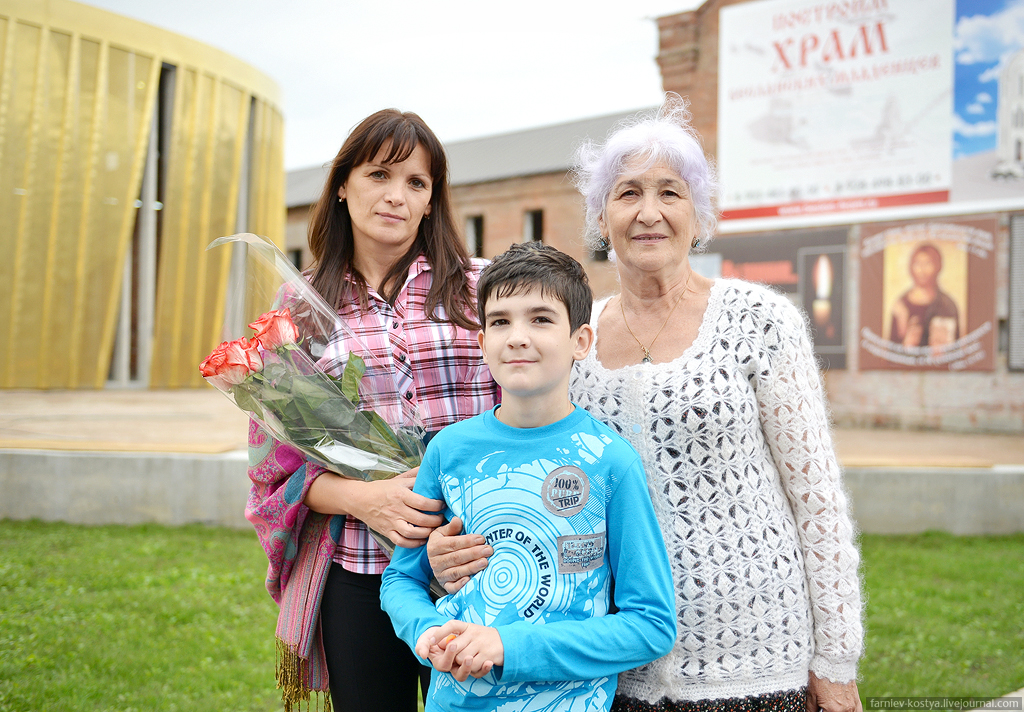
889, 242, 960, 348
246, 109, 499, 712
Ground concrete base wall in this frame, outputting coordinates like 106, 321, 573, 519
845, 466, 1024, 535
3, 449, 1023, 535
0, 449, 251, 529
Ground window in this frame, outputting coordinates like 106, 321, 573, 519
465, 215, 484, 258
523, 209, 543, 243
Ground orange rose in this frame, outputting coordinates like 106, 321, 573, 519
249, 309, 300, 350
199, 337, 263, 390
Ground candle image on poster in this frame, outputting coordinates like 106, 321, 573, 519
799, 246, 846, 369
858, 219, 996, 371
693, 229, 848, 368
718, 0, 955, 219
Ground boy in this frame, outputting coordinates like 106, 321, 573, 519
380, 243, 676, 712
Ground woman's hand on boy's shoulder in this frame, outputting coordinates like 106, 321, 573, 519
427, 517, 493, 592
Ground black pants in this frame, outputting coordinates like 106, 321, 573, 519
319, 563, 431, 711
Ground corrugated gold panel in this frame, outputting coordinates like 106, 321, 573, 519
34, 29, 73, 387
0, 15, 156, 388
9, 29, 72, 388
1, 19, 41, 387
250, 99, 286, 248
150, 72, 260, 387
66, 44, 156, 388
46, 37, 100, 388
151, 66, 203, 388
88, 46, 157, 387
242, 98, 287, 328
192, 81, 249, 386
0, 15, 12, 384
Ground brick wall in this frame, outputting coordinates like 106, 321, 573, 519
452, 172, 620, 299
656, 0, 751, 158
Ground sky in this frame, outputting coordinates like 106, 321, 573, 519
79, 0, 702, 170
954, 0, 1024, 157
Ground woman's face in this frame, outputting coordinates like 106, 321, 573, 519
339, 141, 433, 260
910, 249, 940, 288
598, 157, 697, 276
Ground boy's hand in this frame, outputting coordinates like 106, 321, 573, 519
414, 627, 474, 675
429, 621, 503, 681
414, 626, 443, 660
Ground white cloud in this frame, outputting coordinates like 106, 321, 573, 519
977, 92, 994, 103
967, 103, 985, 114
953, 114, 998, 137
955, 0, 1024, 64
979, 64, 1003, 82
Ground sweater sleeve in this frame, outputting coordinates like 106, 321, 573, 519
753, 293, 863, 683
379, 445, 450, 653
497, 457, 677, 683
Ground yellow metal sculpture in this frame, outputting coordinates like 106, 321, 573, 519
0, 0, 285, 389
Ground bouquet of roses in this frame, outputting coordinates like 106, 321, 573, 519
200, 309, 423, 482
199, 233, 426, 554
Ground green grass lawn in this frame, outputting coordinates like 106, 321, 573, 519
1, 520, 1022, 711
858, 532, 1024, 700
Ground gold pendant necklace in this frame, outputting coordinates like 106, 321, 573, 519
620, 270, 692, 364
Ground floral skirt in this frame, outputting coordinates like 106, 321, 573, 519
611, 688, 807, 712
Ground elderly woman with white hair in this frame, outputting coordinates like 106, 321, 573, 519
426, 95, 864, 712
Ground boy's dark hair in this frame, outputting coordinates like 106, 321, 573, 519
476, 243, 593, 333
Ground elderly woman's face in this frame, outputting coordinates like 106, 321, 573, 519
598, 158, 696, 275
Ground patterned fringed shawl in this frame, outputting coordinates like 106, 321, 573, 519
246, 420, 340, 712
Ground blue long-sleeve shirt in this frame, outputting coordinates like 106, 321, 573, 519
381, 405, 676, 711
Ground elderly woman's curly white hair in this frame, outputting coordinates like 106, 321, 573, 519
573, 94, 719, 253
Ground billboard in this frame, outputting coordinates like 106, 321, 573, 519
718, 0, 1024, 227
858, 218, 997, 371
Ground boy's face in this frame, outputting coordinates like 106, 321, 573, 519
478, 287, 593, 402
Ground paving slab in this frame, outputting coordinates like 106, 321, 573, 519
2, 388, 1021, 467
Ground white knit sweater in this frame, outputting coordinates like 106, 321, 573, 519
569, 279, 862, 704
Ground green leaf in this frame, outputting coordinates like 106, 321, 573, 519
230, 381, 264, 419
363, 411, 402, 454
340, 353, 365, 404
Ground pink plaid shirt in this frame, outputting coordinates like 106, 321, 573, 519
318, 256, 498, 574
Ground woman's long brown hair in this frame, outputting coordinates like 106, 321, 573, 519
306, 109, 478, 330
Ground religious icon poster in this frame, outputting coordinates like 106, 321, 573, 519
859, 218, 997, 371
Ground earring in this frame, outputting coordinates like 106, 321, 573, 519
338, 197, 344, 203
597, 237, 609, 251
692, 237, 700, 249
